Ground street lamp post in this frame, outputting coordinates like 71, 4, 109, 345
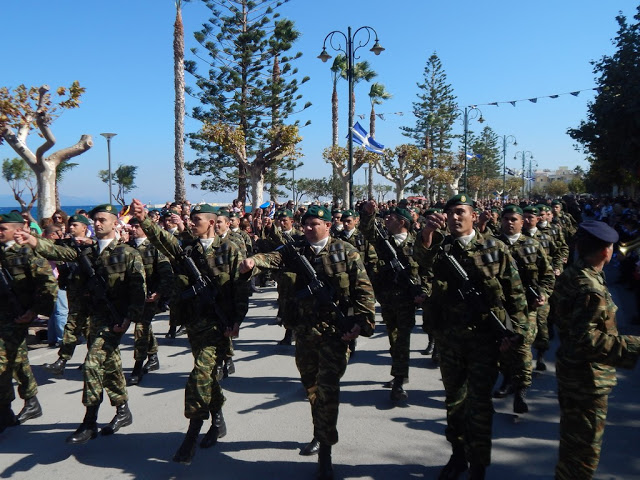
514, 150, 533, 200
500, 135, 517, 202
457, 106, 484, 193
527, 158, 538, 198
318, 26, 385, 209
100, 133, 117, 203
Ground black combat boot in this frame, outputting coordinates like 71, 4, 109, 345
175, 325, 187, 337
101, 402, 133, 435
173, 419, 204, 464
278, 329, 293, 345
129, 361, 144, 386
390, 376, 408, 402
422, 336, 435, 355
300, 437, 320, 456
165, 325, 177, 339
468, 463, 486, 480
43, 357, 67, 376
513, 387, 529, 414
0, 404, 18, 433
223, 358, 235, 378
438, 444, 468, 480
493, 374, 514, 398
317, 443, 333, 480
16, 396, 42, 424
214, 360, 224, 382
200, 410, 227, 448
348, 338, 357, 356
66, 405, 99, 444
143, 353, 160, 373
535, 350, 547, 371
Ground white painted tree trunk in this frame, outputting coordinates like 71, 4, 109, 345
250, 166, 265, 209
36, 164, 57, 219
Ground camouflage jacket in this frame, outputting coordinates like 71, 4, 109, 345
251, 237, 376, 338
538, 222, 569, 266
34, 237, 146, 324
415, 229, 528, 337
334, 227, 379, 270
553, 211, 578, 239
0, 242, 57, 325
265, 225, 304, 247
140, 217, 249, 332
552, 258, 640, 394
493, 232, 555, 306
129, 238, 174, 300
231, 228, 254, 255
359, 210, 428, 301
523, 227, 564, 272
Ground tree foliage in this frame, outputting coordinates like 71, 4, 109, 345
568, 7, 640, 191
2, 157, 37, 212
98, 164, 138, 206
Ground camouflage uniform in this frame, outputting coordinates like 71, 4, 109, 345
552, 258, 640, 479
34, 238, 146, 407
251, 236, 375, 446
334, 226, 378, 284
139, 218, 249, 420
0, 243, 57, 417
415, 228, 528, 467
130, 238, 174, 362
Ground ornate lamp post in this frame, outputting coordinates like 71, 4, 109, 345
100, 133, 117, 203
500, 134, 517, 202
318, 26, 384, 208
514, 150, 533, 200
455, 106, 484, 193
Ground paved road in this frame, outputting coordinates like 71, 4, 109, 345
1, 272, 639, 480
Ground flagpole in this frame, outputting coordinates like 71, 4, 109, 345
318, 26, 385, 209
500, 134, 517, 203
514, 150, 533, 200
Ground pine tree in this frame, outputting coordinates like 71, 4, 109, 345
467, 125, 502, 199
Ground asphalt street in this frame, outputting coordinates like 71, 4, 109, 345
1, 271, 639, 480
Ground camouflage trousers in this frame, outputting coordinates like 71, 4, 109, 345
555, 390, 608, 480
0, 327, 37, 404
133, 307, 158, 361
499, 310, 538, 389
185, 327, 226, 420
532, 303, 551, 352
436, 329, 499, 466
59, 308, 90, 361
380, 301, 416, 379
295, 333, 349, 446
82, 325, 127, 407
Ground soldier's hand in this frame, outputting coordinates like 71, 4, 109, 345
225, 322, 240, 338
342, 323, 361, 342
14, 229, 37, 248
239, 258, 255, 274
361, 200, 376, 215
146, 292, 159, 303
131, 199, 147, 222
478, 210, 491, 225
421, 212, 447, 245
554, 268, 561, 276
263, 217, 273, 229
113, 318, 131, 333
534, 294, 546, 308
73, 236, 93, 246
15, 309, 36, 324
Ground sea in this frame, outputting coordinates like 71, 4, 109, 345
0, 205, 97, 219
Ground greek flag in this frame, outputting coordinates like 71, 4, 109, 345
506, 168, 516, 176
466, 152, 482, 160
350, 122, 385, 154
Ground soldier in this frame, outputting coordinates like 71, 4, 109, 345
0, 212, 57, 433
360, 201, 426, 403
552, 220, 640, 480
416, 194, 528, 480
420, 207, 443, 360
229, 212, 253, 255
552, 199, 578, 240
491, 205, 555, 414
130, 199, 249, 465
15, 204, 146, 444
329, 209, 343, 237
127, 218, 174, 385
239, 204, 375, 480
43, 214, 93, 375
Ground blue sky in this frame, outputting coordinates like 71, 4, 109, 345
1, 0, 637, 206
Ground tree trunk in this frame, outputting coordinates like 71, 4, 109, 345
36, 164, 57, 220
174, 6, 187, 203
249, 165, 265, 210
331, 85, 339, 204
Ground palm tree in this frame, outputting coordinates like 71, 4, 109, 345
55, 159, 78, 209
367, 82, 392, 198
173, 0, 187, 203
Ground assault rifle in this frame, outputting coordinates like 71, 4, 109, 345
441, 248, 524, 346
179, 249, 231, 330
0, 264, 25, 319
373, 221, 422, 298
76, 248, 124, 328
280, 243, 353, 334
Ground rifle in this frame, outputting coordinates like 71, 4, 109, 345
0, 264, 26, 319
178, 248, 231, 330
76, 247, 124, 328
373, 221, 421, 298
441, 248, 524, 346
279, 242, 353, 334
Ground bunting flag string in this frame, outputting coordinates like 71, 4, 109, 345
470, 87, 599, 108
356, 111, 405, 120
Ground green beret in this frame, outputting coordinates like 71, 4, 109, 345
331, 209, 342, 216
302, 205, 331, 223
502, 204, 523, 216
523, 205, 539, 215
228, 211, 241, 219
0, 212, 25, 224
444, 193, 475, 212
69, 214, 90, 226
89, 204, 118, 218
551, 200, 562, 206
191, 204, 218, 215
491, 207, 500, 213
536, 204, 551, 213
424, 208, 443, 215
341, 209, 359, 219
388, 207, 413, 225
275, 209, 294, 219
128, 217, 141, 226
